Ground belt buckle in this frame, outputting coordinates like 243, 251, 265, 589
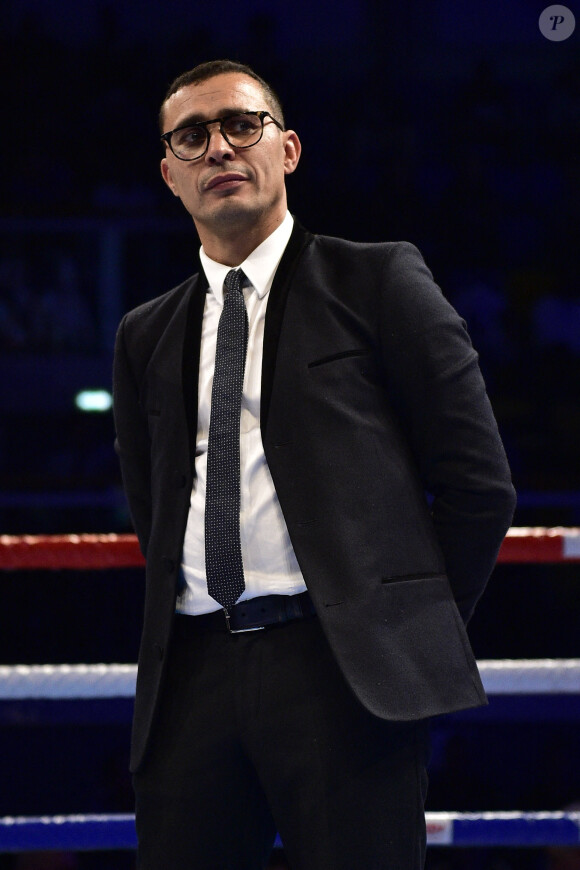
224, 608, 266, 635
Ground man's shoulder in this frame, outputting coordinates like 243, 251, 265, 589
115, 271, 205, 369
121, 271, 202, 332
309, 233, 423, 265
302, 234, 430, 289
292, 218, 413, 259
302, 233, 447, 319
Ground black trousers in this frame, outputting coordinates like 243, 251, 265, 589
133, 612, 430, 870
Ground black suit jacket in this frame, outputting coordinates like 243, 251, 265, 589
113, 222, 516, 772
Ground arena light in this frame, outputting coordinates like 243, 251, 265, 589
74, 390, 113, 412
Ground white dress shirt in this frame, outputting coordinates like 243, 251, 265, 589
177, 212, 307, 615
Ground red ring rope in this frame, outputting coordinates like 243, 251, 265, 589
0, 528, 578, 571
0, 534, 143, 570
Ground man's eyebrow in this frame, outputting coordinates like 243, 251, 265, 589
172, 108, 254, 129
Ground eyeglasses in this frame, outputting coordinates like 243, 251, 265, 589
161, 111, 284, 161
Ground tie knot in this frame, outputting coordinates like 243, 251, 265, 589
224, 268, 246, 296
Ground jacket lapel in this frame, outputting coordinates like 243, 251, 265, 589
261, 221, 314, 435
182, 267, 209, 472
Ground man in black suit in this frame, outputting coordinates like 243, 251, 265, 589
113, 59, 516, 870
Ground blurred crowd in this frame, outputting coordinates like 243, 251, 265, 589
1, 8, 579, 518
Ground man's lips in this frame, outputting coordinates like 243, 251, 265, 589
204, 173, 248, 191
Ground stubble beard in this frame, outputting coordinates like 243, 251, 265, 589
198, 188, 281, 240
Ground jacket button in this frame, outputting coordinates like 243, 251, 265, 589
153, 643, 164, 661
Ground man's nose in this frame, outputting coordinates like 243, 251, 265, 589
204, 123, 235, 163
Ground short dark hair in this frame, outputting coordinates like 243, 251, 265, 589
159, 59, 285, 132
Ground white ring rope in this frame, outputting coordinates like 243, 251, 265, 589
0, 659, 578, 700
478, 658, 580, 694
0, 664, 137, 699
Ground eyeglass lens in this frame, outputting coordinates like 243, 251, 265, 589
171, 113, 264, 159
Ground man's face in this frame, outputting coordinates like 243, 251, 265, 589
160, 73, 300, 241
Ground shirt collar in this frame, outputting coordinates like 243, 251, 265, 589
199, 211, 294, 304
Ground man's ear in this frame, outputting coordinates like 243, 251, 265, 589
283, 131, 301, 176
161, 158, 180, 197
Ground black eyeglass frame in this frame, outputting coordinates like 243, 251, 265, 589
161, 110, 284, 161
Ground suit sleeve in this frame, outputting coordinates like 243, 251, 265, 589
113, 315, 152, 557
379, 242, 516, 623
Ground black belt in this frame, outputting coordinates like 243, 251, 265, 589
178, 591, 316, 634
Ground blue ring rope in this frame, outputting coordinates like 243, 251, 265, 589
0, 812, 578, 852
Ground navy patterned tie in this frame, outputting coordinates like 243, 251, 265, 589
205, 268, 248, 611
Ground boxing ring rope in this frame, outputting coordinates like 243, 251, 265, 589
1, 659, 579, 700
0, 812, 578, 852
1, 526, 579, 571
1, 529, 579, 853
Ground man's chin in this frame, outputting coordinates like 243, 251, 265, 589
204, 200, 263, 229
